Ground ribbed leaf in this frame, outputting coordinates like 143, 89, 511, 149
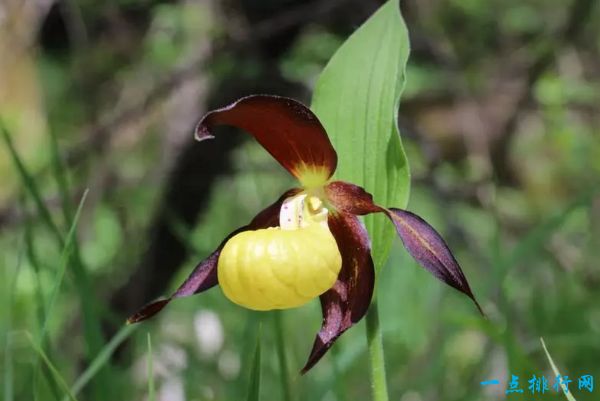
311, 0, 410, 271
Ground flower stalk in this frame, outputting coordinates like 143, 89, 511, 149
366, 299, 389, 401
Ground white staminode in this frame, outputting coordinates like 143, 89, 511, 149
279, 193, 329, 230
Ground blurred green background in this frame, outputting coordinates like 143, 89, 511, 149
1, 0, 599, 400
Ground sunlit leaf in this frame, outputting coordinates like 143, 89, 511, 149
311, 0, 410, 271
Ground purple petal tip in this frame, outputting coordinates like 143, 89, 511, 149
126, 298, 170, 324
194, 123, 215, 142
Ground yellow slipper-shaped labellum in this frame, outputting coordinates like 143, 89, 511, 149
218, 193, 342, 310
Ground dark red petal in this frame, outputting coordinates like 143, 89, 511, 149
325, 180, 483, 315
127, 188, 301, 324
325, 180, 382, 215
386, 208, 484, 315
301, 212, 374, 373
196, 95, 337, 180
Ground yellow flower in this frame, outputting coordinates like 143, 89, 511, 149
128, 95, 482, 373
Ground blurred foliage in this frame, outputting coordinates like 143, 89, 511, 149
1, 0, 599, 400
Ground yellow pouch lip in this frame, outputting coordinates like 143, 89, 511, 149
218, 193, 341, 311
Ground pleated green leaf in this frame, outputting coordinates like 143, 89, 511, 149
311, 0, 410, 271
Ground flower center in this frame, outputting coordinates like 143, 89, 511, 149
279, 193, 328, 230
296, 165, 330, 190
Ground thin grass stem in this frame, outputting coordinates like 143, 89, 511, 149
272, 311, 292, 401
147, 333, 156, 401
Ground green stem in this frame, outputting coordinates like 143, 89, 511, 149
272, 311, 292, 401
366, 298, 389, 401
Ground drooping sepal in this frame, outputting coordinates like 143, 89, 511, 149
196, 95, 337, 185
386, 208, 484, 315
127, 246, 224, 324
127, 188, 301, 324
325, 180, 483, 315
301, 212, 374, 373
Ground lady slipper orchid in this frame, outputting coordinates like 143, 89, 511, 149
128, 95, 483, 373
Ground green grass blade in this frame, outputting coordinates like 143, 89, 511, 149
147, 333, 156, 401
0, 120, 64, 244
23, 201, 49, 328
32, 190, 88, 398
233, 311, 261, 400
1, 121, 105, 372
540, 338, 577, 401
272, 312, 291, 401
66, 324, 137, 399
48, 127, 73, 223
246, 325, 262, 401
63, 238, 109, 397
1, 120, 104, 354
25, 333, 78, 401
3, 238, 24, 401
38, 189, 89, 344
